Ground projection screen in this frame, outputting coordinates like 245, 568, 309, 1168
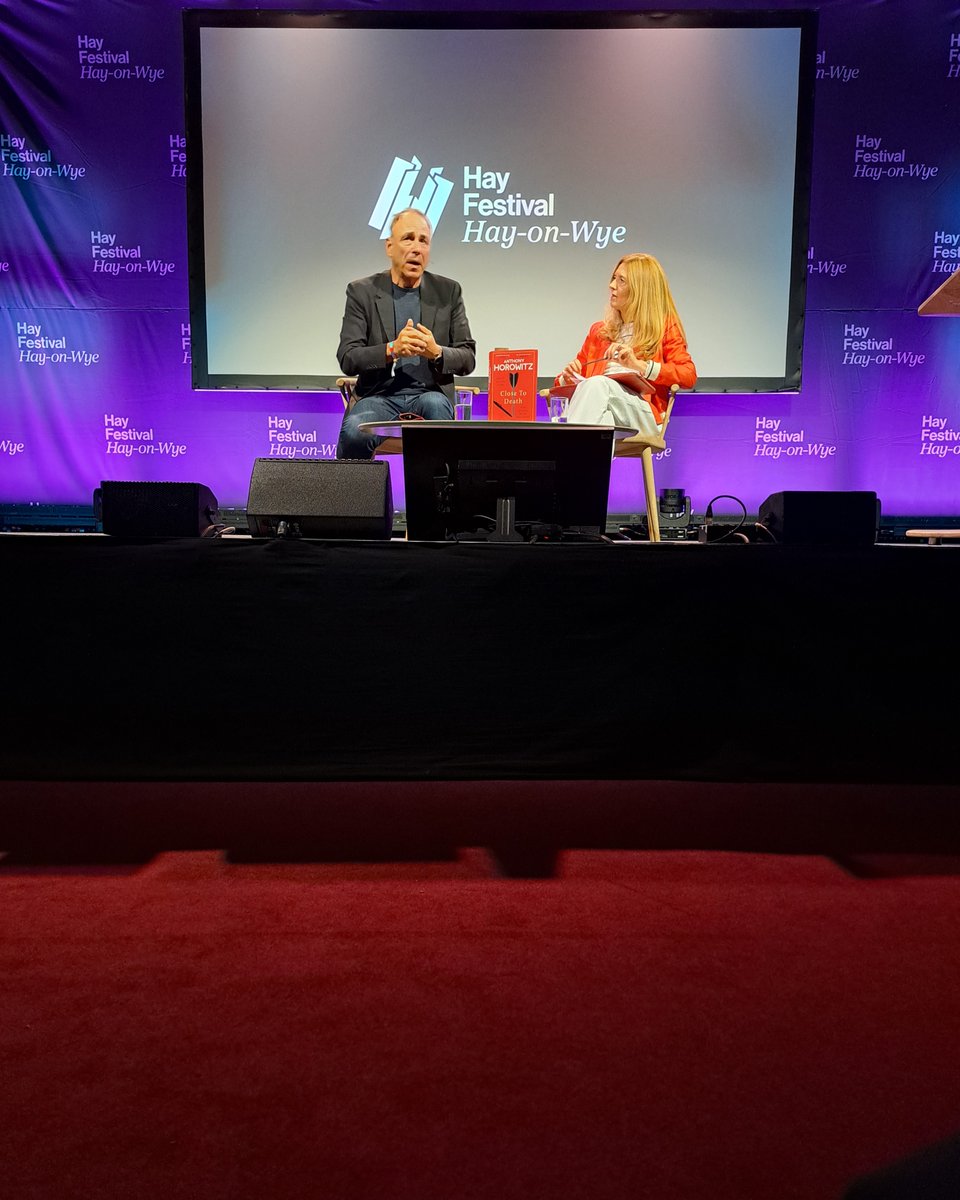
184, 10, 817, 392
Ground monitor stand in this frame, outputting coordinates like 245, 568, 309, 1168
489, 496, 524, 542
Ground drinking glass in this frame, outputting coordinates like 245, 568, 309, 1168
455, 389, 473, 421
548, 393, 568, 423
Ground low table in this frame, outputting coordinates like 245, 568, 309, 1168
358, 418, 639, 455
904, 529, 960, 545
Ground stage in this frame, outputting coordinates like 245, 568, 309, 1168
0, 533, 957, 868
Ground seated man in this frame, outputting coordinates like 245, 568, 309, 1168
336, 208, 476, 459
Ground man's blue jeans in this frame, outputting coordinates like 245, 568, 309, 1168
336, 390, 454, 459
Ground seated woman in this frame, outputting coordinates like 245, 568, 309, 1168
556, 253, 697, 436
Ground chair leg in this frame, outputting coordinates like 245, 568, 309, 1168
641, 448, 660, 542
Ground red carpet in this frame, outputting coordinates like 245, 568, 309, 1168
3, 850, 960, 1199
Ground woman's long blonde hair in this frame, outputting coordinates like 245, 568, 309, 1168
600, 253, 686, 357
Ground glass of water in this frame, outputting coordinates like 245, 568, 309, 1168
455, 389, 473, 421
548, 393, 568, 423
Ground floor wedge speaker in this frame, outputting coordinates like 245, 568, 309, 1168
758, 490, 879, 546
97, 480, 220, 537
246, 458, 393, 539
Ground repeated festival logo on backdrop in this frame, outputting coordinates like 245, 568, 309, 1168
3, 9, 960, 511
369, 155, 627, 251
369, 156, 454, 237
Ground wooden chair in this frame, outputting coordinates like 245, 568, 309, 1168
336, 375, 360, 414
336, 376, 402, 454
538, 382, 680, 542
335, 376, 479, 456
613, 384, 680, 542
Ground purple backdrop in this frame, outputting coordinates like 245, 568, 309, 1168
2, 0, 959, 518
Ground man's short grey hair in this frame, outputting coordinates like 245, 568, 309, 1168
389, 208, 432, 236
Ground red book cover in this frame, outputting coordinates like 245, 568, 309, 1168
488, 349, 538, 421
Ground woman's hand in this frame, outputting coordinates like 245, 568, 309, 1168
607, 344, 640, 371
558, 358, 582, 384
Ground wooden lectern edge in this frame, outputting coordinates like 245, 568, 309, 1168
918, 265, 960, 316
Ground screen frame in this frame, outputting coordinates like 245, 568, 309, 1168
399, 422, 617, 541
183, 7, 819, 395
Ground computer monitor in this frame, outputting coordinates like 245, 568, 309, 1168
400, 422, 616, 541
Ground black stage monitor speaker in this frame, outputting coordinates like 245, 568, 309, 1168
97, 480, 220, 536
246, 458, 393, 539
758, 490, 879, 546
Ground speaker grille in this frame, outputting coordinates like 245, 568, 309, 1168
758, 490, 879, 546
246, 458, 393, 539
98, 481, 220, 537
